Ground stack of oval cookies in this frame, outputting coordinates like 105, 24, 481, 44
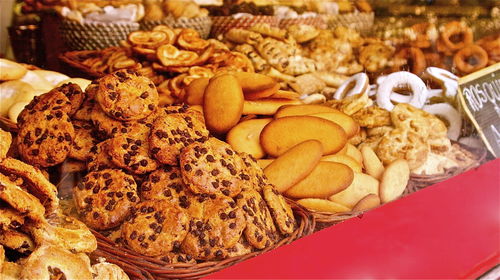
184, 73, 411, 215
13, 69, 298, 264
0, 128, 129, 280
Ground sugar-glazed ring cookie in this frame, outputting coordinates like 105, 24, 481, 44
376, 71, 427, 111
333, 72, 369, 100
425, 67, 458, 99
423, 103, 462, 140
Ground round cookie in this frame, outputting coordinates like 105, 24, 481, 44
149, 105, 209, 165
180, 137, 245, 198
235, 188, 278, 249
107, 131, 159, 175
54, 83, 85, 116
95, 69, 159, 121
262, 184, 295, 235
17, 110, 74, 167
73, 169, 139, 230
73, 98, 96, 122
90, 104, 130, 138
239, 153, 268, 192
140, 166, 187, 203
122, 199, 189, 257
376, 128, 430, 170
87, 140, 119, 172
70, 120, 98, 161
181, 195, 245, 260
17, 89, 72, 124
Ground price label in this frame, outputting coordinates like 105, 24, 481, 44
458, 63, 500, 157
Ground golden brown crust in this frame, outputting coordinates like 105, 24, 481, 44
87, 140, 119, 172
376, 128, 430, 170
92, 262, 130, 280
180, 138, 245, 198
352, 106, 392, 128
122, 199, 189, 257
262, 185, 295, 235
95, 69, 159, 121
0, 129, 12, 160
0, 157, 59, 214
73, 169, 139, 230
0, 228, 34, 254
0, 173, 45, 221
70, 120, 98, 161
0, 207, 25, 231
19, 245, 93, 280
149, 105, 209, 165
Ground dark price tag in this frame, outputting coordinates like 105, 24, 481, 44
458, 63, 500, 157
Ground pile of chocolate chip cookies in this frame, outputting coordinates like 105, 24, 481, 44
0, 127, 132, 280
15, 69, 297, 263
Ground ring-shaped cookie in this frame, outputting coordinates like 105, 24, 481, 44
422, 103, 462, 140
453, 44, 488, 74
425, 67, 458, 98
440, 21, 473, 51
333, 72, 369, 100
392, 47, 426, 75
376, 71, 427, 111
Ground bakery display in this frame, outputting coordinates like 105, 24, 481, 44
2, 2, 495, 278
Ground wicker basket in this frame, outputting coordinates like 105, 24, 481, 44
141, 16, 212, 39
210, 15, 279, 37
326, 12, 374, 35
278, 16, 327, 29
90, 199, 314, 279
60, 19, 140, 51
311, 179, 417, 231
410, 141, 488, 191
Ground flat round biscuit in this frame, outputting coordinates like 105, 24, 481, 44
181, 195, 245, 260
18, 110, 74, 167
17, 89, 72, 124
70, 120, 98, 161
149, 105, 209, 165
122, 199, 189, 257
262, 184, 295, 234
95, 69, 159, 121
108, 132, 158, 175
180, 137, 245, 197
140, 166, 187, 202
73, 169, 139, 230
235, 189, 278, 249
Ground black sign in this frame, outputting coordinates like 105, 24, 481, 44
458, 63, 500, 157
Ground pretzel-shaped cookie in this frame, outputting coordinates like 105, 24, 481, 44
157, 44, 199, 67
177, 28, 210, 51
128, 31, 170, 49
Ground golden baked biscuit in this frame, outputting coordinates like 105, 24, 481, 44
87, 140, 119, 172
264, 140, 323, 193
352, 106, 392, 128
0, 229, 34, 254
19, 245, 93, 280
0, 207, 24, 231
310, 111, 359, 138
203, 74, 244, 134
95, 69, 159, 121
0, 129, 12, 160
260, 116, 347, 157
227, 118, 272, 159
92, 262, 130, 280
274, 104, 338, 118
297, 198, 351, 213
0, 173, 45, 221
390, 103, 431, 138
329, 172, 379, 208
233, 72, 277, 93
16, 87, 71, 125
181, 195, 246, 260
244, 83, 280, 101
122, 199, 189, 257
235, 188, 277, 249
73, 169, 139, 230
379, 159, 410, 203
185, 77, 209, 105
321, 154, 362, 173
285, 162, 354, 199
69, 120, 98, 161
180, 138, 245, 198
361, 146, 385, 180
239, 153, 269, 192
225, 238, 254, 258
376, 128, 430, 170
352, 194, 380, 211
242, 99, 302, 115
262, 185, 296, 234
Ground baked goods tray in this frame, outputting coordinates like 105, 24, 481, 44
59, 50, 108, 78
89, 198, 314, 279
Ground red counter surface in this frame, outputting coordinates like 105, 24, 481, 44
208, 159, 500, 279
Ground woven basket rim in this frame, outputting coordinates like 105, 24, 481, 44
59, 51, 107, 78
90, 198, 314, 279
61, 19, 140, 27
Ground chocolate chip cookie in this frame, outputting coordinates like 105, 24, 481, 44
87, 140, 118, 172
180, 137, 245, 198
0, 207, 25, 231
73, 98, 96, 122
0, 173, 45, 222
140, 166, 187, 203
181, 195, 245, 260
225, 238, 253, 258
0, 229, 34, 254
95, 69, 159, 121
235, 189, 278, 249
54, 83, 85, 116
149, 105, 209, 165
73, 169, 139, 230
69, 120, 98, 161
90, 104, 130, 138
157, 252, 196, 264
122, 199, 189, 257
107, 133, 159, 174
17, 89, 72, 124
17, 110, 75, 167
262, 184, 295, 235
239, 153, 268, 192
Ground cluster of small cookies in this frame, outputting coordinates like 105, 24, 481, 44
0, 128, 128, 280
15, 69, 297, 263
